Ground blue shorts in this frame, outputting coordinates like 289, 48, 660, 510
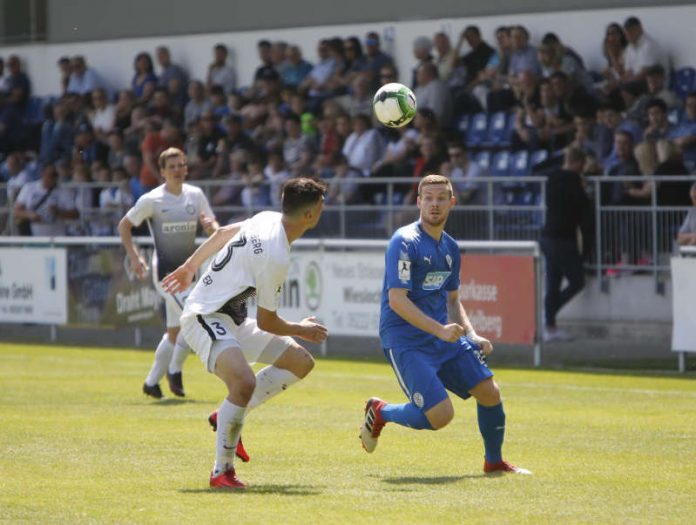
383, 336, 494, 412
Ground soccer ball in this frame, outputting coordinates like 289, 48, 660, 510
372, 83, 417, 128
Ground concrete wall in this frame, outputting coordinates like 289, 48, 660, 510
44, 0, 696, 43
2, 4, 696, 97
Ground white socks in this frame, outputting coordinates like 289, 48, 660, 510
247, 366, 300, 411
168, 333, 191, 375
144, 334, 173, 386
213, 399, 246, 475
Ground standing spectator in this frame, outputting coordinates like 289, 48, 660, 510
39, 100, 74, 165
541, 147, 590, 341
155, 46, 188, 107
433, 32, 456, 82
622, 16, 668, 82
413, 62, 453, 127
14, 164, 78, 236
411, 36, 434, 88
5, 55, 31, 108
131, 52, 158, 101
676, 182, 696, 246
282, 45, 313, 88
56, 57, 71, 94
207, 44, 237, 94
67, 56, 108, 96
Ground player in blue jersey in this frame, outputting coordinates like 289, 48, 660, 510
359, 174, 530, 475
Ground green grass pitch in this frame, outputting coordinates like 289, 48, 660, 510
1, 342, 695, 524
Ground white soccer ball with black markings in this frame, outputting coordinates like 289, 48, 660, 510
372, 82, 417, 128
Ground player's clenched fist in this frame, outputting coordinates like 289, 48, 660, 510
439, 323, 465, 342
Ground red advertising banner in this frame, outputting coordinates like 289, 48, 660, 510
459, 254, 537, 344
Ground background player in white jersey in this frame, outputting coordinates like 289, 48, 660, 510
118, 147, 219, 399
161, 177, 328, 489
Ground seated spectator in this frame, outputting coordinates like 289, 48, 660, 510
538, 33, 593, 93
131, 52, 158, 102
332, 36, 367, 91
603, 130, 641, 205
549, 70, 596, 120
184, 80, 212, 128
253, 40, 275, 83
622, 16, 668, 82
458, 25, 496, 88
3, 152, 32, 202
207, 43, 237, 94
282, 45, 313, 88
676, 182, 696, 246
148, 86, 179, 124
641, 65, 681, 111
270, 41, 290, 78
241, 156, 270, 208
570, 112, 614, 163
413, 62, 453, 127
215, 113, 256, 171
342, 113, 385, 179
634, 98, 676, 175
263, 150, 290, 207
122, 154, 144, 201
337, 73, 373, 117
192, 111, 224, 178
481, 27, 516, 112
72, 122, 109, 166
107, 130, 127, 170
114, 89, 136, 132
97, 166, 132, 235
212, 149, 247, 207
364, 124, 418, 203
299, 39, 338, 105
139, 118, 183, 191
67, 56, 108, 96
89, 87, 116, 142
362, 32, 394, 84
0, 93, 25, 155
666, 92, 696, 156
326, 154, 364, 204
283, 114, 315, 170
508, 25, 540, 77
402, 134, 445, 205
14, 164, 78, 236
443, 141, 490, 205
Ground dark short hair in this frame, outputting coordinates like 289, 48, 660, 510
281, 177, 327, 215
565, 147, 586, 166
258, 40, 271, 48
464, 26, 480, 37
646, 98, 667, 114
646, 64, 665, 78
624, 16, 641, 29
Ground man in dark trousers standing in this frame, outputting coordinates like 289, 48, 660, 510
541, 147, 590, 342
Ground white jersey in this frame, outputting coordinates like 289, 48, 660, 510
183, 211, 290, 325
125, 183, 214, 280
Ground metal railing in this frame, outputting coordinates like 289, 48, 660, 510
2, 175, 694, 292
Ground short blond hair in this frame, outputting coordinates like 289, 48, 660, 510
158, 147, 186, 169
418, 174, 453, 196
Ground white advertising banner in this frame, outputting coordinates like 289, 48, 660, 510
0, 247, 68, 324
671, 257, 696, 352
247, 251, 384, 337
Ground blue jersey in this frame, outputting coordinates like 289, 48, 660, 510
379, 221, 461, 349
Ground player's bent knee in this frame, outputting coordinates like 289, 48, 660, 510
426, 400, 455, 430
275, 344, 315, 378
471, 378, 502, 406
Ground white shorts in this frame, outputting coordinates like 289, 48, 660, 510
180, 311, 295, 373
154, 275, 193, 328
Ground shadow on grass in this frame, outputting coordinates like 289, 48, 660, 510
381, 474, 482, 485
179, 484, 323, 495
126, 398, 211, 406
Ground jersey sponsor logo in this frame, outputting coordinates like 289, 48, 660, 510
398, 260, 411, 282
161, 221, 197, 234
423, 255, 432, 264
422, 271, 451, 290
185, 204, 196, 215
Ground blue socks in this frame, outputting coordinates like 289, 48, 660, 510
477, 402, 505, 463
381, 402, 433, 430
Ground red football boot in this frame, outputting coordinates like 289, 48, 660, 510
208, 410, 250, 462
359, 397, 386, 453
209, 468, 246, 489
483, 459, 532, 475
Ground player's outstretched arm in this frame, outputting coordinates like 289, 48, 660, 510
388, 288, 465, 343
256, 307, 328, 344
161, 221, 243, 293
447, 290, 493, 355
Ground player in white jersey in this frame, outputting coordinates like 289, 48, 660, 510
118, 147, 219, 399
161, 177, 328, 490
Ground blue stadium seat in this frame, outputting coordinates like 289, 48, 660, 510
510, 150, 530, 177
24, 96, 45, 124
529, 149, 549, 171
668, 107, 683, 125
474, 150, 491, 170
490, 150, 511, 177
466, 112, 488, 147
456, 114, 470, 139
672, 67, 696, 98
486, 111, 511, 147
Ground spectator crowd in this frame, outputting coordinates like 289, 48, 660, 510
1, 16, 695, 243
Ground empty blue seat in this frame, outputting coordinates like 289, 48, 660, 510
466, 112, 488, 147
529, 149, 549, 170
510, 150, 530, 177
486, 111, 511, 147
490, 150, 511, 177
672, 67, 696, 98
668, 107, 683, 125
456, 114, 470, 138
474, 150, 491, 170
